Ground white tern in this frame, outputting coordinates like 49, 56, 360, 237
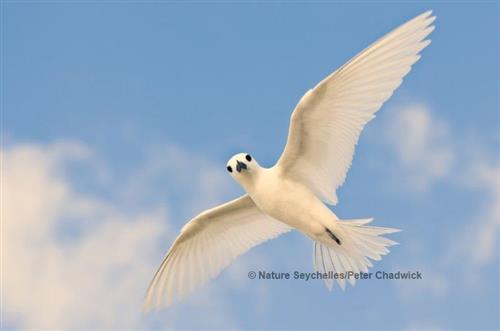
144, 11, 435, 310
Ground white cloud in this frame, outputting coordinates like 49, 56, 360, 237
2, 141, 169, 329
448, 154, 500, 269
382, 104, 499, 295
119, 143, 237, 216
395, 266, 449, 301
384, 104, 454, 192
1, 140, 244, 329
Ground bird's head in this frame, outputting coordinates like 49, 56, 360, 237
226, 153, 260, 184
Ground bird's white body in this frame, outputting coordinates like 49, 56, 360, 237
234, 160, 336, 241
144, 11, 436, 310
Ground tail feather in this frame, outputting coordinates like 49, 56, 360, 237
313, 218, 400, 291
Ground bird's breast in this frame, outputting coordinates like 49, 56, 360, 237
248, 172, 329, 234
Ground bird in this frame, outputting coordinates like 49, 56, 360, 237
144, 10, 435, 310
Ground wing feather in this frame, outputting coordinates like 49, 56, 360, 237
276, 11, 435, 204
143, 195, 292, 310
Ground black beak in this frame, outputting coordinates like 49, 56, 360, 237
236, 160, 247, 172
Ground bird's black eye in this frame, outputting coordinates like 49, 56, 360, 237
245, 154, 252, 162
227, 166, 233, 173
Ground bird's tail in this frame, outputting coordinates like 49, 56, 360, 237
313, 218, 400, 291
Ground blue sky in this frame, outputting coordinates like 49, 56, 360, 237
2, 2, 499, 330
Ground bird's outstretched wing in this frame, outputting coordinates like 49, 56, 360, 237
143, 194, 292, 310
276, 11, 435, 205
